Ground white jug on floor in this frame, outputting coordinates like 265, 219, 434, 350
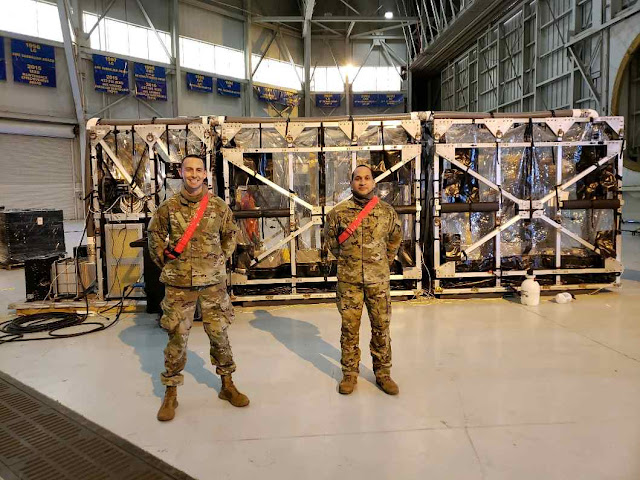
521, 269, 540, 306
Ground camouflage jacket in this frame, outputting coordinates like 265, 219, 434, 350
148, 188, 238, 287
324, 197, 403, 285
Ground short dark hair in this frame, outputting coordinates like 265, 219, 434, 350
351, 164, 373, 180
181, 154, 205, 167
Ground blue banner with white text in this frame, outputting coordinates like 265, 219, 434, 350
186, 72, 213, 93
315, 93, 341, 108
11, 39, 56, 87
134, 63, 167, 101
353, 93, 379, 107
279, 90, 299, 107
217, 78, 241, 97
378, 93, 404, 107
93, 54, 129, 94
0, 37, 6, 81
256, 85, 280, 102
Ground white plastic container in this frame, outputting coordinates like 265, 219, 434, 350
555, 292, 574, 304
520, 269, 541, 306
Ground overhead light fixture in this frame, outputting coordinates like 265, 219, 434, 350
384, 11, 394, 19
343, 63, 356, 81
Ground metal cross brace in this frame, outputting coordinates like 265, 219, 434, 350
326, 144, 421, 212
436, 145, 521, 204
251, 217, 321, 266
224, 150, 314, 212
438, 144, 620, 259
97, 139, 147, 199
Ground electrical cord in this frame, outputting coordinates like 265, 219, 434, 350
0, 201, 138, 344
0, 285, 134, 344
2, 135, 167, 344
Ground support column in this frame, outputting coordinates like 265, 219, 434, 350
304, 20, 311, 116
57, 0, 86, 213
345, 32, 350, 115
171, 0, 181, 116
244, 0, 253, 116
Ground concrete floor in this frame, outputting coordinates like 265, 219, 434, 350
0, 195, 639, 479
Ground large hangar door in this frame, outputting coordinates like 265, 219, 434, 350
0, 132, 79, 220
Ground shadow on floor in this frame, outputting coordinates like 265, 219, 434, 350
249, 309, 376, 386
118, 315, 221, 398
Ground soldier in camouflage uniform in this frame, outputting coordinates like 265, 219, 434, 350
324, 165, 403, 395
148, 155, 249, 422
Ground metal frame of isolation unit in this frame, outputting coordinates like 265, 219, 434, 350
86, 116, 214, 300
218, 113, 428, 303
430, 110, 625, 295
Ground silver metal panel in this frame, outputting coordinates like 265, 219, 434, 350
434, 0, 632, 113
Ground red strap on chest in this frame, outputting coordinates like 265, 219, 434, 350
164, 193, 209, 259
338, 196, 379, 245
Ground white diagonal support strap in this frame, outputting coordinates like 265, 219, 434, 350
327, 148, 421, 211
251, 217, 320, 266
444, 154, 522, 205
537, 215, 600, 254
463, 215, 522, 256
224, 150, 314, 211
539, 153, 619, 205
98, 139, 146, 199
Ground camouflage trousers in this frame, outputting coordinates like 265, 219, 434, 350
160, 283, 236, 386
336, 281, 392, 376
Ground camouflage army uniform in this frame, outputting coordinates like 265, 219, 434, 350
148, 186, 239, 387
324, 196, 403, 376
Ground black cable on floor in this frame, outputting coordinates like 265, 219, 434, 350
0, 192, 142, 345
0, 285, 134, 344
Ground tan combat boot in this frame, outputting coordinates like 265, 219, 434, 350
338, 373, 357, 395
376, 374, 399, 395
157, 386, 179, 421
219, 375, 250, 407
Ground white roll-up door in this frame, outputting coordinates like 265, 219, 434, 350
0, 133, 78, 220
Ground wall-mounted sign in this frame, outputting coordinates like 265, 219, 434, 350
186, 72, 213, 93
379, 93, 404, 107
353, 93, 404, 108
134, 63, 167, 101
256, 85, 280, 102
11, 39, 56, 87
279, 90, 299, 107
93, 54, 129, 94
0, 37, 6, 81
217, 78, 241, 97
256, 85, 300, 106
316, 93, 341, 108
353, 93, 379, 107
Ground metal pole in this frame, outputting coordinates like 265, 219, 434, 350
252, 30, 277, 77
351, 42, 376, 83
57, 0, 86, 217
422, 0, 435, 42
277, 31, 304, 88
135, 0, 172, 62
407, 50, 412, 112
244, 0, 253, 116
171, 0, 181, 117
304, 20, 311, 116
84, 0, 117, 38
346, 72, 351, 115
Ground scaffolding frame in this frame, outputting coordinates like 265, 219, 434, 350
430, 113, 625, 295
86, 117, 213, 299
84, 110, 625, 301
219, 114, 424, 302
